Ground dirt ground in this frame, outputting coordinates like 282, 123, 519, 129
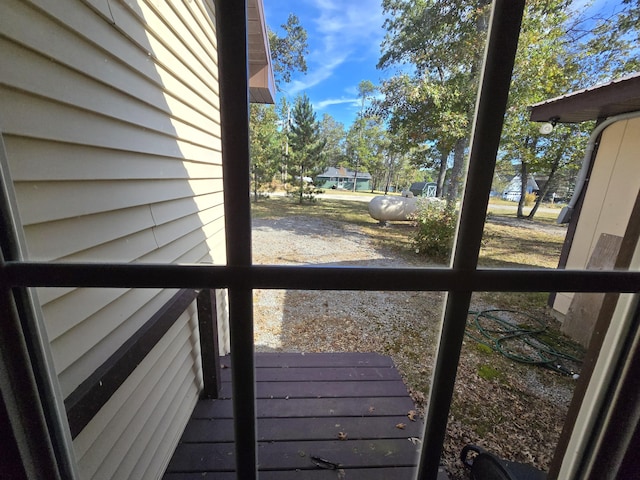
252, 214, 578, 479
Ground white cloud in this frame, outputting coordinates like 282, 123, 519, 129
287, 55, 349, 96
314, 97, 359, 110
285, 0, 385, 95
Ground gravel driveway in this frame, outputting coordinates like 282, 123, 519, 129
252, 215, 442, 354
251, 213, 575, 479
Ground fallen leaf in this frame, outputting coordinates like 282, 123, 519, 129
368, 406, 375, 413
338, 432, 348, 440
408, 410, 417, 421
396, 423, 406, 430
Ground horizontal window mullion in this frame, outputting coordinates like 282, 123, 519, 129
2, 262, 639, 292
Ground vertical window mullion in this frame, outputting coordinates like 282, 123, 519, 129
215, 0, 258, 478
416, 1, 526, 478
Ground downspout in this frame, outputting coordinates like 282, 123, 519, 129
557, 111, 640, 224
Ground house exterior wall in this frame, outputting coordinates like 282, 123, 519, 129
0, 0, 228, 478
554, 117, 640, 315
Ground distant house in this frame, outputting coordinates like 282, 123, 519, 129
502, 175, 539, 201
409, 182, 438, 197
316, 166, 371, 191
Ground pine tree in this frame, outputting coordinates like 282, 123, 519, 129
288, 94, 326, 204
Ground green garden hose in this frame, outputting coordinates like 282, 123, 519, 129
465, 309, 583, 376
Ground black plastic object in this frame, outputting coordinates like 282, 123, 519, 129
461, 444, 548, 480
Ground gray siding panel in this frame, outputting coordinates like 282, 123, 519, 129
0, 0, 224, 478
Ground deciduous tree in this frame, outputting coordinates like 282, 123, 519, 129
250, 104, 281, 201
378, 0, 491, 205
269, 14, 309, 89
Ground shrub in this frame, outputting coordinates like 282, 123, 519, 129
524, 192, 536, 206
410, 198, 457, 261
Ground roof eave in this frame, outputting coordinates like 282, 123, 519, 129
247, 0, 275, 104
529, 73, 640, 124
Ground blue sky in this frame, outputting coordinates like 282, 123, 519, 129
264, 0, 389, 129
263, 0, 622, 130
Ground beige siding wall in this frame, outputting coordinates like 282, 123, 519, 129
0, 0, 226, 478
554, 117, 640, 315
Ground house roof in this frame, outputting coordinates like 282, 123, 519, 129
248, 0, 275, 104
529, 73, 640, 123
410, 181, 436, 190
317, 167, 372, 179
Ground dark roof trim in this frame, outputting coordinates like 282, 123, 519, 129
248, 0, 275, 104
529, 73, 640, 123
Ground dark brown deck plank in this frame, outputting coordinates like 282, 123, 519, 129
192, 396, 416, 419
164, 466, 423, 479
163, 352, 438, 479
249, 352, 395, 368
234, 379, 411, 399
182, 416, 423, 443
211, 379, 409, 401
220, 366, 401, 382
168, 438, 421, 472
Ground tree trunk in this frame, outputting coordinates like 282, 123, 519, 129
253, 169, 258, 202
384, 155, 395, 195
299, 165, 304, 204
517, 161, 528, 218
445, 138, 466, 207
352, 159, 359, 192
527, 138, 567, 219
436, 150, 448, 197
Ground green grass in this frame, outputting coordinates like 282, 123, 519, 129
251, 196, 374, 224
477, 364, 502, 381
251, 195, 567, 311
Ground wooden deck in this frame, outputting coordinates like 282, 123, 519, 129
163, 352, 448, 479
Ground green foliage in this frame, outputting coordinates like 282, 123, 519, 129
249, 104, 281, 201
318, 114, 346, 166
411, 199, 456, 261
477, 364, 502, 381
268, 14, 308, 89
377, 0, 491, 204
250, 15, 308, 201
523, 192, 536, 207
288, 94, 326, 204
577, 0, 640, 80
475, 343, 494, 355
345, 117, 388, 191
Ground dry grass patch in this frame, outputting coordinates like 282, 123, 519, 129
251, 196, 581, 479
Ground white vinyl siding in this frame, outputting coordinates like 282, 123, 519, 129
0, 0, 224, 478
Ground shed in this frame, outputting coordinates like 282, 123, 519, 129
409, 181, 438, 197
530, 73, 640, 346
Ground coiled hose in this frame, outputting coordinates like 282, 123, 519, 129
466, 309, 583, 376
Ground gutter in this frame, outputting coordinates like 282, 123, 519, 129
557, 111, 640, 224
